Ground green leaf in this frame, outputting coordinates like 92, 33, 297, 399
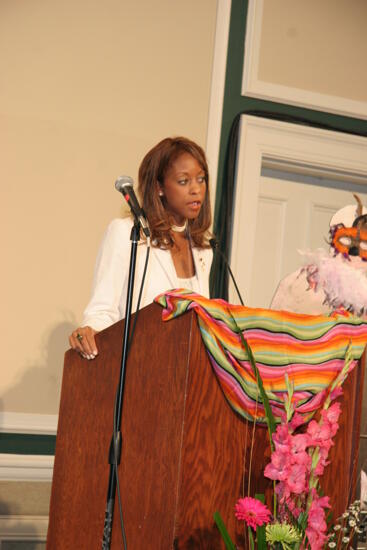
297, 511, 307, 532
256, 524, 266, 550
324, 341, 354, 410
284, 373, 295, 422
213, 511, 236, 550
236, 325, 277, 447
248, 526, 255, 550
255, 494, 267, 549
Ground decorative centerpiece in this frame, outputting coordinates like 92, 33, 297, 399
214, 335, 365, 550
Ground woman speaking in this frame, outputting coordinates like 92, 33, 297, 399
69, 136, 213, 359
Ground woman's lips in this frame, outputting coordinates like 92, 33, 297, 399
187, 200, 201, 210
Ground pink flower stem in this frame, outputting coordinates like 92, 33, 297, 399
308, 448, 320, 496
242, 417, 250, 497
247, 399, 259, 497
306, 472, 319, 515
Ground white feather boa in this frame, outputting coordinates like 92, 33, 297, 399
300, 249, 367, 316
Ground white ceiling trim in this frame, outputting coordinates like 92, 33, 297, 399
0, 412, 57, 435
0, 454, 54, 482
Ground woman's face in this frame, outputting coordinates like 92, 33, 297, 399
159, 152, 207, 225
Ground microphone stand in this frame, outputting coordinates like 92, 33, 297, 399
102, 220, 140, 549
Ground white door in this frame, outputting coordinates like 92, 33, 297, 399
249, 171, 367, 308
229, 116, 367, 308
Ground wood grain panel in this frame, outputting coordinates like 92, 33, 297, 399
173, 317, 247, 548
48, 305, 193, 548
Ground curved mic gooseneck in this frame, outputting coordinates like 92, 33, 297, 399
210, 238, 245, 306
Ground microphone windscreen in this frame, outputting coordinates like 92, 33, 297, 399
115, 175, 134, 193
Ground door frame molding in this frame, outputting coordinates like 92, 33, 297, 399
205, 0, 232, 208
242, 0, 367, 120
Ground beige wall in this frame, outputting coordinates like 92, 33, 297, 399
1, 0, 217, 414
259, 0, 367, 102
5, 0, 365, 417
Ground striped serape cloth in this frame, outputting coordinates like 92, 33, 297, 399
155, 289, 367, 423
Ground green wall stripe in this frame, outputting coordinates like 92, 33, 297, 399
0, 433, 56, 455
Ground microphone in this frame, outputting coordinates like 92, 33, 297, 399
115, 176, 151, 238
210, 238, 244, 305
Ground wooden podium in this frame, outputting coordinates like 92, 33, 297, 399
47, 303, 248, 548
47, 302, 365, 549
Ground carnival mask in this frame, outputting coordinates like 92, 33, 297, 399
331, 221, 367, 260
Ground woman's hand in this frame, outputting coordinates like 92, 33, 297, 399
69, 326, 98, 360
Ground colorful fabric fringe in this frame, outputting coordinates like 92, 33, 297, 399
155, 290, 367, 423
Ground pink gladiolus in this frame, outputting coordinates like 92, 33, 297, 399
324, 402, 341, 424
320, 402, 341, 437
292, 450, 311, 469
328, 422, 339, 438
275, 480, 289, 499
286, 463, 307, 494
308, 507, 327, 533
234, 497, 271, 530
291, 433, 309, 453
314, 446, 330, 476
305, 527, 328, 550
285, 497, 302, 518
306, 419, 332, 448
264, 449, 290, 481
290, 434, 312, 469
274, 480, 291, 502
305, 490, 330, 549
309, 489, 330, 510
314, 459, 328, 476
273, 424, 292, 451
329, 386, 343, 402
262, 388, 342, 546
289, 412, 305, 430
314, 463, 324, 476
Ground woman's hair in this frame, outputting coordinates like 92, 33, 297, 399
138, 136, 212, 248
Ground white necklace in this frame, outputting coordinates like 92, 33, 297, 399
171, 221, 187, 233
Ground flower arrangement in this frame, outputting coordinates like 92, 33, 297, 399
214, 330, 364, 550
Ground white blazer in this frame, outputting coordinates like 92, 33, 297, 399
82, 218, 213, 331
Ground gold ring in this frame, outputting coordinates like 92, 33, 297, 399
76, 333, 83, 341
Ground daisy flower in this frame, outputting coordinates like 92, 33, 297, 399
234, 497, 271, 530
